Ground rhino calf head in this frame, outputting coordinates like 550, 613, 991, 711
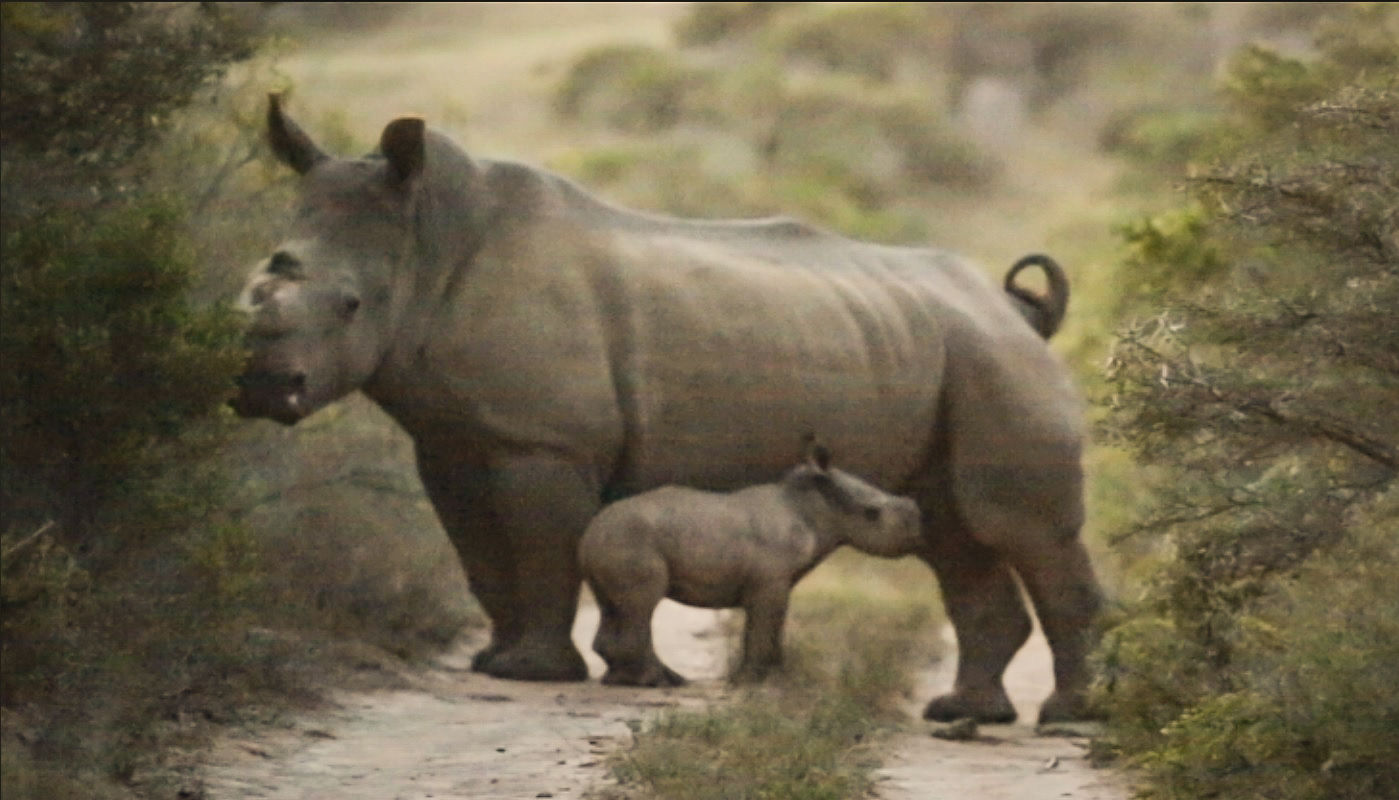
580, 440, 922, 687
779, 441, 924, 559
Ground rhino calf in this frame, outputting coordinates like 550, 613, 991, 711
580, 442, 923, 687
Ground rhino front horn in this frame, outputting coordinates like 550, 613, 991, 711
267, 93, 328, 175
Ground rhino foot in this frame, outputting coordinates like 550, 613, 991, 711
923, 689, 1017, 725
478, 639, 588, 682
469, 643, 502, 673
1036, 688, 1101, 725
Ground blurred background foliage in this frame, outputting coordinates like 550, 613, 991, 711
2, 3, 1396, 799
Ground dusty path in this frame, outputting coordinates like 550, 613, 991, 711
873, 626, 1131, 799
201, 606, 1130, 799
200, 600, 733, 799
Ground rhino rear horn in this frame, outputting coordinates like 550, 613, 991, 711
380, 117, 426, 187
267, 93, 327, 175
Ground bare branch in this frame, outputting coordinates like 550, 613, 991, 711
1, 520, 57, 563
1236, 399, 1399, 471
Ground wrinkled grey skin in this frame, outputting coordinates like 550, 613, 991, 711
580, 442, 923, 687
233, 95, 1103, 724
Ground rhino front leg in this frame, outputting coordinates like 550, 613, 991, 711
920, 530, 1030, 724
416, 448, 521, 671
733, 584, 790, 684
475, 451, 598, 682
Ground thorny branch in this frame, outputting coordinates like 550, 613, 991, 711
1113, 333, 1399, 472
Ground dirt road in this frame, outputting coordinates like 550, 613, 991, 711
200, 601, 1129, 799
873, 626, 1130, 799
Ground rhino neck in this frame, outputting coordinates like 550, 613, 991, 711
779, 483, 849, 565
361, 146, 499, 415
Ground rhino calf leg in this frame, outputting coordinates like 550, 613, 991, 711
920, 536, 1029, 724
592, 585, 686, 688
732, 585, 789, 684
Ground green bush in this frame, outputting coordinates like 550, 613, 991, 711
554, 44, 716, 133
1096, 106, 1219, 170
1, 202, 245, 556
1094, 7, 1399, 799
768, 3, 930, 83
673, 2, 803, 48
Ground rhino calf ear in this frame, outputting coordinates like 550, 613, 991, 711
267, 93, 327, 175
381, 117, 426, 187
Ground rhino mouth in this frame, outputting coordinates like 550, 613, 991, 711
232, 370, 309, 426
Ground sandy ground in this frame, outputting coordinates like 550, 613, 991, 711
199, 600, 732, 800
199, 601, 1131, 800
872, 626, 1132, 800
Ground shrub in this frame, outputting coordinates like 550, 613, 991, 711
1094, 7, 1399, 799
554, 44, 716, 133
768, 3, 930, 83
673, 2, 803, 48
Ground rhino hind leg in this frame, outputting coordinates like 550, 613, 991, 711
919, 530, 1030, 724
591, 582, 686, 688
1012, 537, 1104, 724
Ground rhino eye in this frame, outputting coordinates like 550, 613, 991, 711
267, 251, 302, 277
339, 293, 362, 319
863, 507, 881, 522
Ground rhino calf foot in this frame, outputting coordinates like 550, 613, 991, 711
923, 688, 1017, 725
730, 661, 779, 685
479, 639, 588, 682
1036, 688, 1100, 725
601, 662, 688, 688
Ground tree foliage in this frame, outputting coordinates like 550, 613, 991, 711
1095, 6, 1399, 798
1, 3, 274, 790
1, 2, 258, 556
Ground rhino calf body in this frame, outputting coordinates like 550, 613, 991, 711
580, 444, 921, 687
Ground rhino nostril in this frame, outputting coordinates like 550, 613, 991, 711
290, 372, 307, 389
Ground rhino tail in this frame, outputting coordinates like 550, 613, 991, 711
1004, 254, 1070, 340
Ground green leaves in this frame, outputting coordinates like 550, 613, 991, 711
1097, 7, 1399, 798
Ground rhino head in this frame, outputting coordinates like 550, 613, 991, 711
783, 441, 924, 558
232, 95, 427, 425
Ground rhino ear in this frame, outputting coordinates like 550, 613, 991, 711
380, 117, 425, 188
267, 93, 327, 175
807, 440, 832, 473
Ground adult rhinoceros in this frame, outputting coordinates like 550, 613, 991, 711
233, 95, 1103, 724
